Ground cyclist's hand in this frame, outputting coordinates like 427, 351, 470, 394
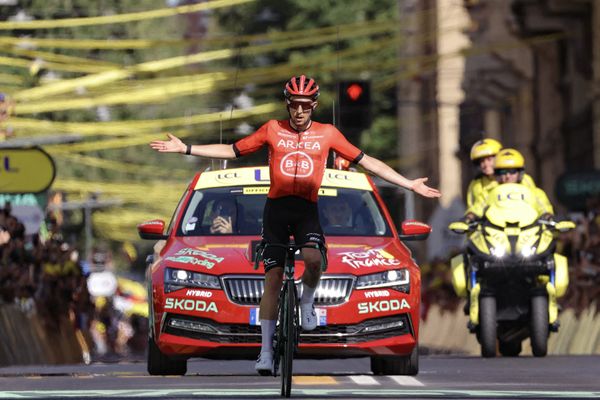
150, 133, 186, 153
410, 177, 441, 198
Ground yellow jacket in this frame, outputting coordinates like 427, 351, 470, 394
470, 181, 554, 219
466, 173, 538, 215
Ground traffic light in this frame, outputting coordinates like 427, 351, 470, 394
338, 80, 371, 145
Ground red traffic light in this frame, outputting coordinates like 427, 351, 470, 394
346, 83, 363, 101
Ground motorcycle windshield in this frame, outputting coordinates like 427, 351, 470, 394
485, 183, 539, 228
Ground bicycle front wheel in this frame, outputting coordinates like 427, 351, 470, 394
280, 279, 296, 398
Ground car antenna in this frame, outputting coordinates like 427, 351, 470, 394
331, 26, 340, 168
220, 114, 227, 170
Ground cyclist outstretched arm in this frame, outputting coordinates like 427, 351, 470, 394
358, 154, 441, 198
150, 133, 236, 159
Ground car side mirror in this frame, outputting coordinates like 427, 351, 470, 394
399, 220, 431, 241
448, 221, 470, 234
555, 220, 576, 233
138, 219, 168, 240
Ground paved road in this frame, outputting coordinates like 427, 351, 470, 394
0, 356, 599, 399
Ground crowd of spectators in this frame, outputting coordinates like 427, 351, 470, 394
557, 197, 600, 315
0, 203, 147, 362
0, 202, 93, 336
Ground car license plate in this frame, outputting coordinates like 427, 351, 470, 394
249, 307, 327, 326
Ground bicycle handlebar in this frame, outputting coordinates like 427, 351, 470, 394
253, 241, 328, 272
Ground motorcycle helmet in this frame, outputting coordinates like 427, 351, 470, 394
470, 138, 502, 162
494, 148, 525, 169
283, 75, 320, 100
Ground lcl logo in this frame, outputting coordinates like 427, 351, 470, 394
497, 192, 525, 201
327, 172, 350, 180
0, 156, 18, 173
216, 172, 239, 181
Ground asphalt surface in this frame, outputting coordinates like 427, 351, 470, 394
0, 355, 599, 399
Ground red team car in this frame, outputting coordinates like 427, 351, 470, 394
138, 166, 430, 376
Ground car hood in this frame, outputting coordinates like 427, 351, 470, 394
160, 235, 415, 276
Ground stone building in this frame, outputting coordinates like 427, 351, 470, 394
459, 0, 599, 210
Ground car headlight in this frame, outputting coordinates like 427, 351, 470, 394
490, 245, 506, 258
355, 269, 410, 292
164, 268, 221, 293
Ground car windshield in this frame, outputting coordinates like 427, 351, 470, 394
177, 186, 391, 237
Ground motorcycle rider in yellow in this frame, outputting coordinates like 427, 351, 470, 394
465, 139, 537, 219
469, 148, 554, 219
449, 148, 575, 356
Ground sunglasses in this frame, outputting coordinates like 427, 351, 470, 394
495, 169, 521, 176
287, 100, 315, 112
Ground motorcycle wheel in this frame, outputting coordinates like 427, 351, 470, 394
499, 340, 522, 357
530, 295, 549, 357
479, 296, 497, 358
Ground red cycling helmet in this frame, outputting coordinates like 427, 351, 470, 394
283, 75, 320, 100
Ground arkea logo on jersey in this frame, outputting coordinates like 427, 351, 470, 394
277, 139, 321, 151
280, 151, 314, 178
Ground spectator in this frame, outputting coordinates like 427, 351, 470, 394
209, 198, 238, 234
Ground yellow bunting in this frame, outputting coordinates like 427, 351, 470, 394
0, 55, 116, 74
61, 153, 191, 178
11, 102, 278, 136
11, 22, 398, 103
0, 0, 256, 30
0, 46, 119, 70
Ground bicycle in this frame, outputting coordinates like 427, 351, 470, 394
254, 241, 327, 398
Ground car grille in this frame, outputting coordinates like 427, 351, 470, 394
163, 314, 412, 344
222, 275, 354, 306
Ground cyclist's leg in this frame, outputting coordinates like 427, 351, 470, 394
256, 198, 288, 373
291, 197, 326, 330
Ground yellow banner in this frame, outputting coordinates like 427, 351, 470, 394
0, 148, 55, 193
196, 167, 372, 191
0, 0, 255, 30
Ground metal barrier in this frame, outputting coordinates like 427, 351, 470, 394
0, 305, 83, 366
420, 302, 600, 355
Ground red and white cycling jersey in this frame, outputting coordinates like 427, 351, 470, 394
233, 120, 364, 202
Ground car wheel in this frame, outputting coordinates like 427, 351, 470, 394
498, 340, 522, 357
370, 345, 418, 376
370, 356, 383, 375
479, 296, 497, 358
530, 295, 549, 357
147, 336, 187, 376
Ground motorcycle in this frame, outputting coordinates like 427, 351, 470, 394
448, 183, 575, 357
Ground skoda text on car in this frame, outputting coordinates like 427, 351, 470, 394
138, 166, 431, 376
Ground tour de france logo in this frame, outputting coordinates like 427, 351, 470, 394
280, 151, 314, 178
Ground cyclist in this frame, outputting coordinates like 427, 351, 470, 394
150, 74, 441, 374
464, 138, 536, 221
469, 148, 554, 219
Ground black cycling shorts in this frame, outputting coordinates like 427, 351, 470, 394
261, 196, 325, 272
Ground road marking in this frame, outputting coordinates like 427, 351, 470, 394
389, 376, 424, 386
350, 375, 379, 385
1, 389, 600, 398
293, 375, 337, 385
